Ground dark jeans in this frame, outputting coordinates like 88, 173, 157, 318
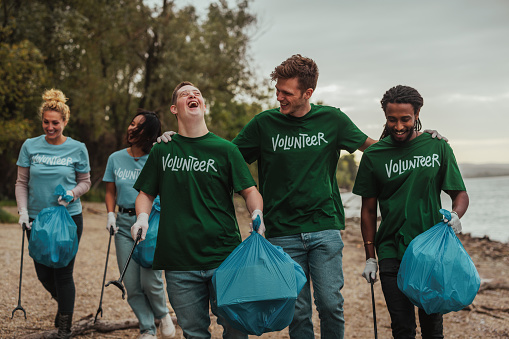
379, 258, 443, 339
27, 213, 83, 314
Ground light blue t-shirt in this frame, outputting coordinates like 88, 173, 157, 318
16, 135, 90, 218
102, 148, 148, 208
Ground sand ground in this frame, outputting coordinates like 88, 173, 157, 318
2, 200, 508, 338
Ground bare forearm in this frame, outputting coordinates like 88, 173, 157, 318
361, 197, 378, 259
104, 182, 116, 213
239, 186, 263, 215
135, 191, 155, 215
448, 190, 469, 218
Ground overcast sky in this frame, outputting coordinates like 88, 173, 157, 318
179, 0, 509, 164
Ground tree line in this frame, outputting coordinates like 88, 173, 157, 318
0, 0, 357, 200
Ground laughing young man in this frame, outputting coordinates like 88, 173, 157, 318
131, 81, 264, 338
353, 85, 469, 338
157, 56, 445, 339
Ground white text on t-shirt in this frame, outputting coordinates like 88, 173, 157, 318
115, 168, 142, 180
162, 154, 217, 173
271, 132, 328, 152
32, 154, 73, 166
385, 154, 440, 178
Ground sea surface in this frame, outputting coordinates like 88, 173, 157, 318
340, 175, 509, 243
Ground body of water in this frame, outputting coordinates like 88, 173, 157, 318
341, 175, 509, 243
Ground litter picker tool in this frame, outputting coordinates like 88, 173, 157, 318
106, 228, 142, 299
94, 226, 115, 323
370, 279, 378, 339
11, 223, 27, 319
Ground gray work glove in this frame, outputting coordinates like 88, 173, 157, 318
131, 212, 149, 241
362, 258, 378, 283
106, 212, 118, 234
250, 209, 266, 235
18, 207, 31, 230
57, 190, 74, 207
444, 211, 462, 233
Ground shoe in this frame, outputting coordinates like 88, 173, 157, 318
160, 313, 176, 338
139, 333, 157, 339
56, 313, 72, 339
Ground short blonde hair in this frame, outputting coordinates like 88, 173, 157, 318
38, 89, 70, 122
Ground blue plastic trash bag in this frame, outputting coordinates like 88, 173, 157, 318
28, 185, 78, 268
397, 209, 481, 314
133, 196, 160, 268
212, 216, 307, 335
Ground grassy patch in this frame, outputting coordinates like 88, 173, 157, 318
0, 207, 17, 223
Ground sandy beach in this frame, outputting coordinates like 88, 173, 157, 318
2, 200, 508, 338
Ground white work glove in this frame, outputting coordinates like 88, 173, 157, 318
106, 212, 118, 234
423, 129, 448, 142
18, 207, 31, 230
131, 212, 149, 241
362, 258, 378, 283
250, 209, 265, 235
444, 211, 462, 233
57, 190, 74, 207
156, 131, 176, 144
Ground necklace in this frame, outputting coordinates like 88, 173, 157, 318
129, 147, 143, 161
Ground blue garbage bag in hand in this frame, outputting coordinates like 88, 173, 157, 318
133, 196, 160, 268
397, 209, 481, 314
212, 216, 307, 335
28, 185, 78, 268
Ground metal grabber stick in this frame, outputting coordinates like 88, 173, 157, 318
370, 278, 378, 339
94, 226, 115, 323
106, 228, 142, 299
11, 223, 27, 319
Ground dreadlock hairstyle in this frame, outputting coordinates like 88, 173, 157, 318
380, 85, 423, 140
126, 109, 162, 154
270, 54, 319, 92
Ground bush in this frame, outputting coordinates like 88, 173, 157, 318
0, 207, 17, 223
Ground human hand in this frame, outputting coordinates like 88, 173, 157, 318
444, 211, 462, 233
106, 212, 118, 234
250, 209, 265, 235
131, 212, 149, 241
57, 190, 74, 207
423, 129, 449, 142
156, 131, 176, 144
362, 258, 378, 283
18, 207, 31, 230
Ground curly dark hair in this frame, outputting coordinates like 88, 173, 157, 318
270, 54, 319, 92
380, 85, 423, 140
126, 109, 162, 154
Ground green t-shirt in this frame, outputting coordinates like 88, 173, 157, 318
134, 132, 256, 271
233, 104, 367, 238
352, 133, 466, 261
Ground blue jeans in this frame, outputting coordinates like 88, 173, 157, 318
165, 269, 248, 339
379, 259, 444, 339
268, 229, 345, 339
27, 213, 83, 315
115, 212, 168, 335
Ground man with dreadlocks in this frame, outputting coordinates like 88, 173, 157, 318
353, 85, 469, 338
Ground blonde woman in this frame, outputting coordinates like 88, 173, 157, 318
15, 89, 91, 338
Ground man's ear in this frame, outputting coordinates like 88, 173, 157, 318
303, 88, 314, 100
170, 105, 177, 116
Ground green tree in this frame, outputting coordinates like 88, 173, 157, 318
336, 153, 358, 191
0, 0, 269, 199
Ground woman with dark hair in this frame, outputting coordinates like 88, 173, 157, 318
103, 110, 175, 339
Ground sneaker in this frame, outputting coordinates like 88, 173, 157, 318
139, 333, 157, 339
160, 313, 176, 338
